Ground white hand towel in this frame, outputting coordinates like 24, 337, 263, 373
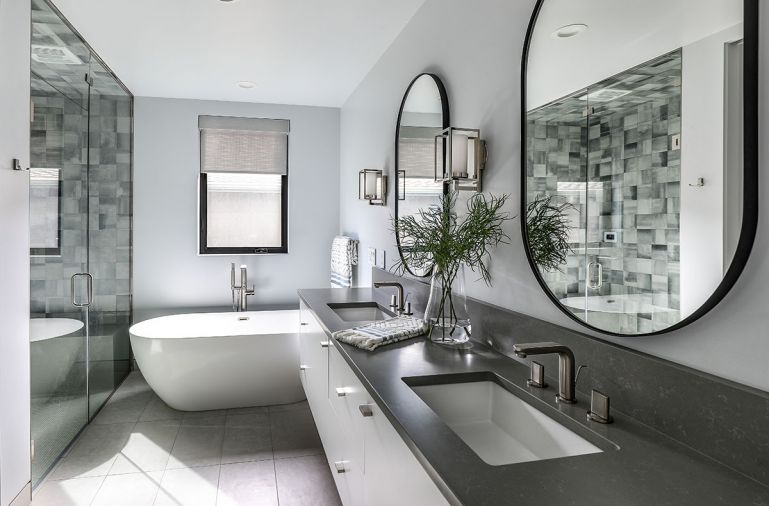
331, 236, 358, 288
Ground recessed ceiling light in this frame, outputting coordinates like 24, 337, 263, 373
219, 0, 239, 3
552, 24, 588, 39
237, 81, 256, 89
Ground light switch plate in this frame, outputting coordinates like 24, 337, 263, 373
368, 248, 376, 266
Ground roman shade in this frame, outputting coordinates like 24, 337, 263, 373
399, 126, 441, 178
199, 115, 290, 175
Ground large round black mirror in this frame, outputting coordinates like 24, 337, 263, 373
395, 73, 450, 277
522, 0, 758, 336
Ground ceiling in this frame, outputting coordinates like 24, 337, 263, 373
526, 0, 742, 109
50, 0, 426, 107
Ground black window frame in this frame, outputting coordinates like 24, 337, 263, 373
198, 171, 289, 256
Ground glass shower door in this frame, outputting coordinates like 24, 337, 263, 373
29, 75, 90, 485
583, 53, 683, 334
86, 58, 133, 417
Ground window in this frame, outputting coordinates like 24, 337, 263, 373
198, 115, 289, 254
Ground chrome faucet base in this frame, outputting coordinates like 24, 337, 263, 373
513, 342, 577, 404
587, 411, 613, 424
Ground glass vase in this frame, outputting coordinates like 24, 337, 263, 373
424, 264, 471, 346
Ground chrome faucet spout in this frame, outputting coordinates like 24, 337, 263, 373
373, 282, 405, 313
513, 342, 576, 404
230, 263, 254, 312
239, 265, 255, 311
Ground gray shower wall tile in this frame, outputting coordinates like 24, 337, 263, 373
372, 267, 769, 487
30, 84, 132, 323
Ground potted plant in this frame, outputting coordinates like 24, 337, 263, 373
393, 191, 511, 346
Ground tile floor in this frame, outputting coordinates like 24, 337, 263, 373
32, 372, 342, 506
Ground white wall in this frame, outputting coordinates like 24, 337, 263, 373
680, 24, 743, 316
339, 0, 769, 391
133, 97, 340, 321
0, 0, 32, 503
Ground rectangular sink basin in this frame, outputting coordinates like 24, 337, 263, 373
328, 302, 394, 322
407, 376, 605, 466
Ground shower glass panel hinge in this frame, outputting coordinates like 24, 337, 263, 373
582, 107, 594, 117
672, 134, 681, 150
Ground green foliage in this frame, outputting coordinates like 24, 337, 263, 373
393, 191, 511, 287
526, 194, 574, 272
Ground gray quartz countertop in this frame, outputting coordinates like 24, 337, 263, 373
298, 288, 769, 506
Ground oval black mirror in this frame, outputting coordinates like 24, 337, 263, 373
521, 0, 758, 336
394, 73, 450, 277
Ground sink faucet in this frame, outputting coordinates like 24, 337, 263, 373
230, 263, 255, 312
513, 342, 576, 404
373, 282, 404, 314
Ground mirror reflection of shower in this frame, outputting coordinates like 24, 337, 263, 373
527, 42, 743, 334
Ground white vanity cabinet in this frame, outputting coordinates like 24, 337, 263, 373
298, 301, 448, 506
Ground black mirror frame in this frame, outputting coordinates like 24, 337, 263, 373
520, 0, 759, 337
394, 73, 450, 278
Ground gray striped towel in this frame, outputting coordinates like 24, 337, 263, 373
332, 316, 428, 351
331, 236, 358, 288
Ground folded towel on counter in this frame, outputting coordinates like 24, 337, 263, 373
330, 236, 358, 288
333, 316, 428, 351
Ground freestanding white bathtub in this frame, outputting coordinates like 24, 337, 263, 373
129, 310, 305, 411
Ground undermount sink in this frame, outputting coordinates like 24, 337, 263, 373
406, 374, 610, 466
328, 302, 394, 322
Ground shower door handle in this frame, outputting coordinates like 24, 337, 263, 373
71, 273, 93, 307
588, 262, 602, 290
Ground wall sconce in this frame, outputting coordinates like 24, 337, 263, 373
359, 169, 387, 206
434, 127, 487, 191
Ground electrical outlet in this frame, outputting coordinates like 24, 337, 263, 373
368, 248, 376, 266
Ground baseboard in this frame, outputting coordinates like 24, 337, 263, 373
9, 482, 31, 506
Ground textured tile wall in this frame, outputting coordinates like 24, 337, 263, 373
30, 81, 133, 327
526, 51, 682, 334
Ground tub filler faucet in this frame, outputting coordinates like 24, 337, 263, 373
231, 263, 254, 312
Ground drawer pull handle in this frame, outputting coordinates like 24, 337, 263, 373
300, 322, 308, 326
358, 404, 373, 417
299, 365, 308, 371
334, 461, 347, 473
335, 387, 347, 397
320, 341, 330, 348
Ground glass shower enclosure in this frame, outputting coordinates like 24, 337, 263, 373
29, 0, 133, 485
527, 51, 682, 334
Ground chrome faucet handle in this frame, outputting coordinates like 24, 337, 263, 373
587, 389, 613, 424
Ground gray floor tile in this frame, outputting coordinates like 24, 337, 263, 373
154, 465, 220, 506
182, 413, 226, 428
92, 389, 153, 425
91, 471, 162, 506
139, 394, 184, 422
275, 455, 341, 506
270, 407, 323, 459
222, 413, 272, 464
226, 405, 269, 415
166, 425, 225, 469
217, 460, 278, 506
32, 476, 104, 505
49, 422, 135, 480
109, 420, 180, 474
